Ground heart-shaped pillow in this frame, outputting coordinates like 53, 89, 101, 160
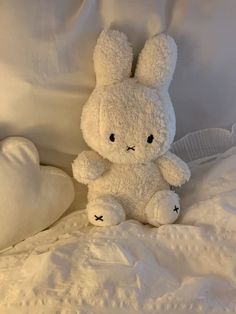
0, 137, 74, 250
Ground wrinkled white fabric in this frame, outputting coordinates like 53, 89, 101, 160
0, 0, 166, 174
1, 146, 236, 313
169, 0, 236, 138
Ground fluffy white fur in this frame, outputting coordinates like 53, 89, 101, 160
73, 29, 190, 227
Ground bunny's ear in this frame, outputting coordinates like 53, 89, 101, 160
94, 29, 133, 87
135, 34, 177, 90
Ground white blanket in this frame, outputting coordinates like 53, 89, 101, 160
1, 147, 236, 314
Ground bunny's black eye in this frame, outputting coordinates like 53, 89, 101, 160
109, 133, 115, 142
147, 134, 154, 144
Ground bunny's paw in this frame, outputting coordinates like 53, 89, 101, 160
87, 195, 126, 227
145, 190, 180, 227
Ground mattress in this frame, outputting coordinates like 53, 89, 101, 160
1, 128, 236, 314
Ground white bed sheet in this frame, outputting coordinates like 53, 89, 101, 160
1, 147, 236, 313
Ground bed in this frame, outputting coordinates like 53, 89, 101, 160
1, 1, 236, 313
1, 126, 236, 313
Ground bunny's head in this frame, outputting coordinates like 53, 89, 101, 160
81, 30, 177, 164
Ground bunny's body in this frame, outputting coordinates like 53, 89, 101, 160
73, 30, 190, 227
88, 161, 168, 223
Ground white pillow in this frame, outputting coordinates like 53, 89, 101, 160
0, 137, 74, 250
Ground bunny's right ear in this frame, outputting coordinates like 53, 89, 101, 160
94, 29, 133, 87
135, 33, 177, 90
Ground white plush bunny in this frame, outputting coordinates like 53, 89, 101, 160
73, 29, 190, 227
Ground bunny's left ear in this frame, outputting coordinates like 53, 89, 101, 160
135, 34, 177, 90
94, 29, 133, 87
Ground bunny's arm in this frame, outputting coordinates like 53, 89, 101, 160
157, 152, 190, 187
72, 150, 110, 184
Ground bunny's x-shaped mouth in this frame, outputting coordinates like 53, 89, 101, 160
127, 146, 135, 151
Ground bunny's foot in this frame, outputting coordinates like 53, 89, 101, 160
87, 195, 126, 226
145, 190, 180, 227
